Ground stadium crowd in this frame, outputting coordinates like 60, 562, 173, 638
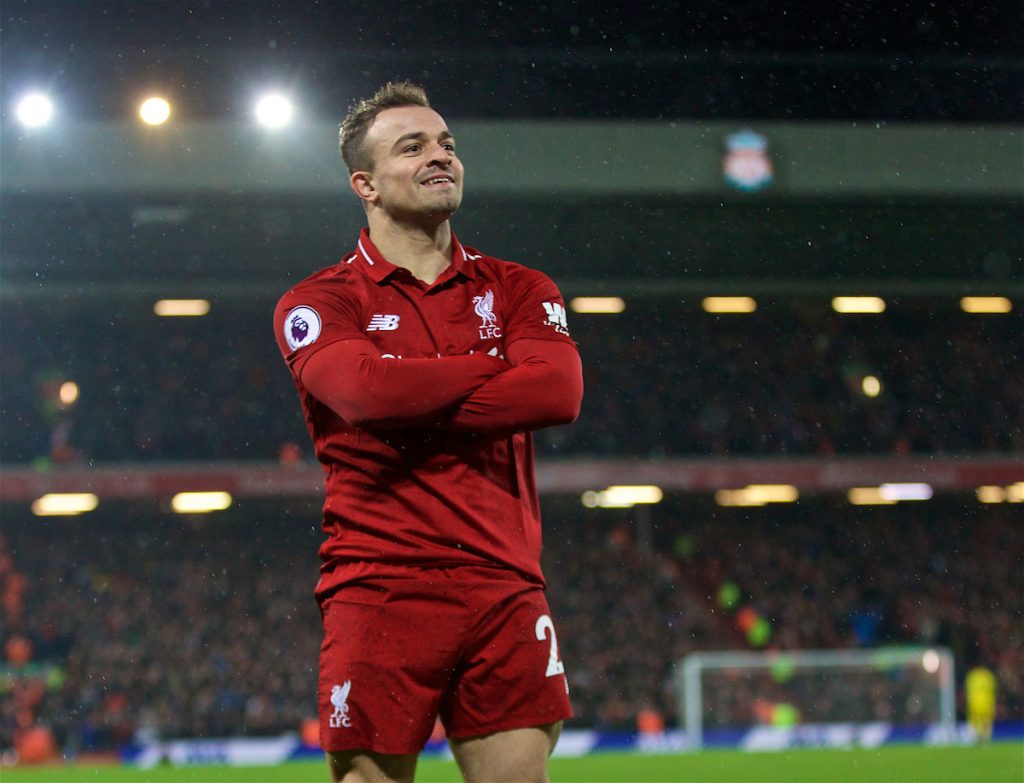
2, 499, 1019, 754
659, 500, 1023, 728
2, 302, 1021, 465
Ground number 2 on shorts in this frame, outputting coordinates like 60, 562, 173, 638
534, 614, 565, 676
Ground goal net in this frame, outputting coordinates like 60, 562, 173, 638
677, 647, 955, 749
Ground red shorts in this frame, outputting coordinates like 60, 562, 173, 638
317, 566, 572, 754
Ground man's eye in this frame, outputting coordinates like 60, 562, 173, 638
444, 144, 456, 152
404, 144, 421, 153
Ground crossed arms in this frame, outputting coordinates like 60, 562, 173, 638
300, 337, 583, 434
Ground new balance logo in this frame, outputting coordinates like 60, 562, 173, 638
367, 314, 400, 331
542, 302, 570, 336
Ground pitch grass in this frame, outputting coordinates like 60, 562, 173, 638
2, 744, 1021, 782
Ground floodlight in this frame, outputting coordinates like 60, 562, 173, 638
703, 296, 757, 314
139, 97, 171, 125
848, 487, 897, 505
154, 299, 210, 316
878, 483, 933, 501
255, 93, 293, 128
59, 381, 80, 405
570, 297, 626, 314
16, 92, 54, 128
32, 493, 98, 516
716, 485, 799, 506
861, 375, 882, 397
960, 296, 1012, 314
171, 491, 233, 513
581, 485, 663, 508
603, 485, 663, 505
832, 296, 886, 314
976, 486, 1006, 503
715, 490, 767, 507
1007, 482, 1024, 503
848, 484, 933, 504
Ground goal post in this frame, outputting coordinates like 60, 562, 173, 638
679, 647, 956, 749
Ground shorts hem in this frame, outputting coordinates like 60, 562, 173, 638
445, 710, 573, 741
319, 740, 428, 756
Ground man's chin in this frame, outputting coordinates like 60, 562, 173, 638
425, 196, 462, 217
390, 195, 462, 224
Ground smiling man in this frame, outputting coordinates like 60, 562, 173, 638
273, 82, 583, 783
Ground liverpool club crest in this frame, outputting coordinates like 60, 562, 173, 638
723, 129, 773, 192
473, 290, 502, 339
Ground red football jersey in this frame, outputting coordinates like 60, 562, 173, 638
274, 229, 579, 599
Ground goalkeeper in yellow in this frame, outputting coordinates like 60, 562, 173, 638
965, 664, 997, 742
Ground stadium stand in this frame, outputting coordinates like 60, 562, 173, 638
1, 497, 1020, 752
1, 302, 1021, 465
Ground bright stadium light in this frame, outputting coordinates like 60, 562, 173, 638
716, 485, 799, 507
703, 296, 757, 314
59, 381, 80, 405
849, 484, 932, 504
960, 296, 1012, 314
139, 96, 171, 125
1008, 482, 1024, 503
154, 299, 211, 316
922, 649, 941, 674
581, 485, 663, 508
976, 485, 1006, 503
745, 485, 799, 503
604, 485, 663, 505
171, 491, 233, 513
848, 487, 897, 505
832, 296, 886, 314
570, 297, 625, 314
582, 490, 627, 508
255, 93, 293, 128
16, 92, 54, 128
715, 490, 766, 507
861, 375, 882, 397
31, 493, 98, 516
878, 483, 933, 501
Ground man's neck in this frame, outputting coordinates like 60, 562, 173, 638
366, 214, 453, 285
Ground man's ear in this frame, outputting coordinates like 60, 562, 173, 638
350, 171, 377, 205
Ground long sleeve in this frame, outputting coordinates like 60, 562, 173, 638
300, 337, 509, 428
438, 338, 583, 434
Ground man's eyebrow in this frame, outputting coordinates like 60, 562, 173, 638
391, 130, 455, 150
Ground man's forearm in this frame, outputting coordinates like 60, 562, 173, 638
439, 340, 583, 434
300, 339, 509, 428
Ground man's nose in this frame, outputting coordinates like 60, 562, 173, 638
427, 142, 452, 165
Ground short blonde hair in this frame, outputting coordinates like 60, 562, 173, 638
339, 81, 431, 174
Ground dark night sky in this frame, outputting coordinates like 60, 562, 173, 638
2, 2, 1022, 121
4, 1, 1021, 56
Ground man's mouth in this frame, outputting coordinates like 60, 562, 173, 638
422, 176, 455, 186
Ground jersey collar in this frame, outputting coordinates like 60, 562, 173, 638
349, 228, 475, 283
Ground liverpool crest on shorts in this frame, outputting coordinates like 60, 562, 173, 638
329, 680, 352, 728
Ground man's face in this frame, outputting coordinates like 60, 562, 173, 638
359, 105, 464, 220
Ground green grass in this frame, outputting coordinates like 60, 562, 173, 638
2, 744, 1021, 783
